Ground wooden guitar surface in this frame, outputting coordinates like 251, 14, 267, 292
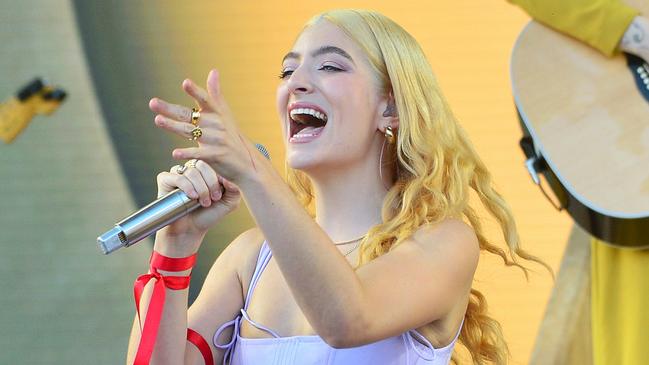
511, 0, 649, 247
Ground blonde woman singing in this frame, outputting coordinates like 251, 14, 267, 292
127, 9, 546, 365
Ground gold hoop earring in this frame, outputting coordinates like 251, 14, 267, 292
385, 126, 395, 144
379, 138, 390, 191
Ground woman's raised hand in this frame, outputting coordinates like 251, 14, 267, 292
150, 69, 263, 187
148, 69, 260, 255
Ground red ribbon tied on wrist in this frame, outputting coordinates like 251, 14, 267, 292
132, 252, 196, 365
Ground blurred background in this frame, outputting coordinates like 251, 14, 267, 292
0, 1, 571, 363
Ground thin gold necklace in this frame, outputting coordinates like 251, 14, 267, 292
333, 234, 367, 246
343, 240, 362, 257
332, 234, 366, 257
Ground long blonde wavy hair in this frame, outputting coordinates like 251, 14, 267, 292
284, 9, 549, 365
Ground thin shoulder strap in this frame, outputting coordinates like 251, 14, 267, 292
451, 317, 465, 343
240, 308, 281, 338
212, 242, 274, 365
406, 318, 465, 360
243, 241, 273, 311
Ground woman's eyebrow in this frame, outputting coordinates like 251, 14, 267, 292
282, 46, 355, 65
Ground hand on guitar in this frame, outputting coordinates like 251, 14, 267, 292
621, 16, 649, 63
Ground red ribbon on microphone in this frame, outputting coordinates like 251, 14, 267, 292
132, 252, 196, 365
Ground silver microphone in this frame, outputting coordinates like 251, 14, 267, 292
97, 143, 270, 254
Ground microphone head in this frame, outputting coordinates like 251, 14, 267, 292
255, 143, 270, 160
97, 226, 126, 254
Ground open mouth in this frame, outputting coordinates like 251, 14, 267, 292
289, 106, 328, 139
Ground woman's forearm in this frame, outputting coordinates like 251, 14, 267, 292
238, 165, 366, 343
126, 233, 203, 365
126, 280, 191, 364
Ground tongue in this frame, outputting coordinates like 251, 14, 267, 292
295, 126, 325, 136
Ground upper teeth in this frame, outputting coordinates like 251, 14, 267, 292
290, 108, 327, 123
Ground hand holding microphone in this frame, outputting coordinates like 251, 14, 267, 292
152, 158, 242, 256
98, 70, 270, 255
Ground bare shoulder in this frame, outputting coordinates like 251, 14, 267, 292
217, 227, 265, 261
191, 227, 265, 316
411, 218, 480, 270
215, 227, 265, 284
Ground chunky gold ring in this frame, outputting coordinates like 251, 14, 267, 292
191, 108, 201, 126
190, 126, 203, 141
184, 159, 198, 169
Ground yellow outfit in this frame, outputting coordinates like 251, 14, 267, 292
509, 0, 638, 56
591, 244, 649, 364
507, 1, 646, 364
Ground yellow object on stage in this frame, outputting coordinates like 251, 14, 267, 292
0, 98, 32, 143
508, 0, 638, 56
591, 239, 649, 365
0, 80, 66, 144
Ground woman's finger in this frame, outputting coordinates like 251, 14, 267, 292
149, 97, 192, 123
155, 115, 196, 138
172, 146, 206, 161
206, 69, 228, 112
192, 160, 223, 201
219, 176, 239, 194
157, 171, 198, 199
155, 114, 218, 140
182, 79, 215, 112
183, 166, 212, 207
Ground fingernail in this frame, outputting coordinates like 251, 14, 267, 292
189, 191, 198, 199
202, 198, 211, 207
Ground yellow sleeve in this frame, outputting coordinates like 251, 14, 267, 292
508, 0, 639, 56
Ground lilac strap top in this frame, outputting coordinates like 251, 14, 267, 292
212, 241, 462, 365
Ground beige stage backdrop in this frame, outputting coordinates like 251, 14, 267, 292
0, 1, 571, 364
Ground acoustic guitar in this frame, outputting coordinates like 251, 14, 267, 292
511, 1, 649, 248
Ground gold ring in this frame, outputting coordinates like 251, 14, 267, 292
176, 164, 188, 174
184, 159, 198, 169
191, 108, 201, 126
190, 126, 203, 141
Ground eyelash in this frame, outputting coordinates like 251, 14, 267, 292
278, 65, 344, 80
278, 70, 293, 79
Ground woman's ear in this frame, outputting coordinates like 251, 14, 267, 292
382, 103, 397, 117
379, 92, 399, 132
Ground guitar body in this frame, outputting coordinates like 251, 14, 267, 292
511, 1, 649, 248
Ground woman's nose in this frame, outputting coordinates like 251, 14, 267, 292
286, 66, 313, 94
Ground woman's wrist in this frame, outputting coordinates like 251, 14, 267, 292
153, 267, 193, 277
236, 156, 278, 196
148, 251, 197, 276
153, 230, 206, 258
